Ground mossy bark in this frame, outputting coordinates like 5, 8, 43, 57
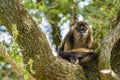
0, 0, 86, 80
0, 0, 55, 79
99, 22, 120, 80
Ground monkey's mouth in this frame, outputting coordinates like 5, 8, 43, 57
79, 33, 84, 37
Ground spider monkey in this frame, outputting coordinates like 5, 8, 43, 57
58, 21, 98, 65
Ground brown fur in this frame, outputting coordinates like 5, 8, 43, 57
66, 48, 94, 53
61, 21, 93, 52
58, 21, 98, 64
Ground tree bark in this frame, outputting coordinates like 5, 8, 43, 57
0, 0, 87, 80
0, 0, 55, 79
99, 22, 120, 80
111, 38, 120, 78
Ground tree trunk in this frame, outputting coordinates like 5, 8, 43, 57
0, 0, 86, 80
0, 0, 55, 79
99, 22, 120, 80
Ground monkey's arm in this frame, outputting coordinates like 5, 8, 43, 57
60, 31, 73, 48
66, 48, 94, 53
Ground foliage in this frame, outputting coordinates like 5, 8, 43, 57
21, 0, 120, 51
80, 0, 120, 51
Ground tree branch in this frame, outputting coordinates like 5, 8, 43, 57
100, 69, 119, 80
0, 0, 54, 79
99, 22, 120, 80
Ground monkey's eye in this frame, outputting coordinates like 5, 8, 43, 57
77, 27, 81, 30
77, 26, 86, 31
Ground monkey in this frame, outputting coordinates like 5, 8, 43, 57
58, 21, 98, 65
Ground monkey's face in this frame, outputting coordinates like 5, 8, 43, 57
77, 25, 88, 36
73, 25, 89, 39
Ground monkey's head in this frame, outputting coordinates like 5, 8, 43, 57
71, 21, 90, 39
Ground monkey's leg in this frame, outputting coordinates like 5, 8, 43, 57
60, 52, 84, 64
79, 52, 98, 64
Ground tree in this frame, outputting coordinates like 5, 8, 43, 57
0, 0, 120, 80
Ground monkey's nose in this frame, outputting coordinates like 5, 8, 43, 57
79, 32, 84, 36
